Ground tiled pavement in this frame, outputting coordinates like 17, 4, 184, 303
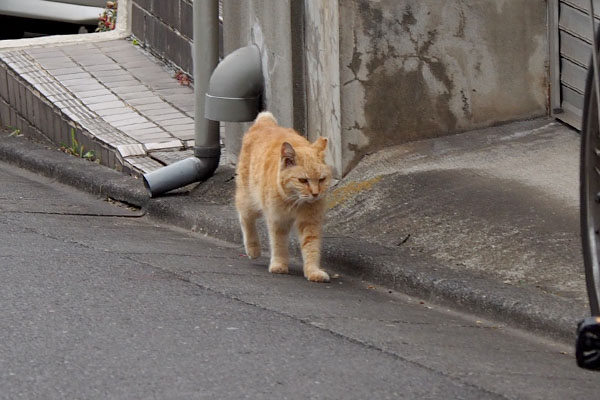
0, 38, 222, 175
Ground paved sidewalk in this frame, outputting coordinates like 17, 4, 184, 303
0, 38, 589, 343
0, 39, 210, 175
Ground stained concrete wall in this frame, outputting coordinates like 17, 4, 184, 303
339, 0, 549, 173
220, 0, 550, 176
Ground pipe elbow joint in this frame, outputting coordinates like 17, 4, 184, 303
205, 44, 264, 122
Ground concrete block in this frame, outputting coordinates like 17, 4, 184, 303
52, 110, 63, 143
153, 0, 180, 31
180, 0, 193, 39
116, 143, 146, 157
53, 72, 91, 83
37, 99, 47, 131
111, 117, 152, 128
108, 147, 116, 169
19, 118, 32, 138
60, 119, 72, 146
84, 64, 122, 73
124, 155, 164, 174
43, 106, 55, 141
19, 83, 27, 122
0, 67, 8, 101
154, 25, 171, 62
0, 99, 10, 126
25, 89, 33, 123
9, 108, 17, 127
81, 92, 122, 105
33, 95, 41, 129
134, 0, 152, 12
96, 106, 135, 117
78, 130, 93, 154
144, 15, 158, 54
143, 139, 183, 151
7, 72, 17, 111
99, 143, 109, 167
164, 31, 187, 70
75, 89, 112, 98
114, 158, 123, 172
44, 67, 84, 77
12, 81, 22, 117
132, 5, 147, 42
119, 90, 155, 101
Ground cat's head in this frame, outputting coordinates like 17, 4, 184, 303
278, 137, 332, 205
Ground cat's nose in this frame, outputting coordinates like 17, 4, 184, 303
311, 192, 319, 197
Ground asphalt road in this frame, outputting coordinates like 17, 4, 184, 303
0, 159, 598, 399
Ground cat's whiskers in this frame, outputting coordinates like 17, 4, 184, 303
285, 194, 303, 209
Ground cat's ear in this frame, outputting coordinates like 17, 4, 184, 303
313, 137, 328, 152
281, 142, 296, 168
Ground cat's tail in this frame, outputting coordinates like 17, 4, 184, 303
254, 111, 278, 127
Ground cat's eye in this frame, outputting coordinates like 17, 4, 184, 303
319, 177, 326, 183
299, 178, 308, 184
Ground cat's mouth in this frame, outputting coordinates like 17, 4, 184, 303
302, 194, 321, 203
289, 194, 321, 206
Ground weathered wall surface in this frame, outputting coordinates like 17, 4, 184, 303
223, 0, 346, 176
212, 0, 550, 175
339, 0, 549, 173
131, 0, 194, 74
304, 0, 343, 177
222, 0, 296, 164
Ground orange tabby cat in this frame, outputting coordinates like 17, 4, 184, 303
235, 111, 332, 282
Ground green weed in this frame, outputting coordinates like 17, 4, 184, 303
8, 127, 21, 137
60, 128, 95, 160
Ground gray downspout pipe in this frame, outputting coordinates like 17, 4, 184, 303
142, 0, 220, 197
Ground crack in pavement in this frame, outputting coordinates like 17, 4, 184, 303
0, 210, 146, 218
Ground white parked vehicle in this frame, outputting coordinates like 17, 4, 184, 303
0, 0, 107, 39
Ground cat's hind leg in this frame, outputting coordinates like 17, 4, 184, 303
236, 197, 262, 259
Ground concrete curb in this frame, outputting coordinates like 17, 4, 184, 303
0, 135, 148, 206
0, 133, 585, 343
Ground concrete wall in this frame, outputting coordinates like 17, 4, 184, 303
339, 0, 549, 173
221, 0, 299, 164
131, 0, 194, 74
304, 0, 343, 177
220, 0, 550, 176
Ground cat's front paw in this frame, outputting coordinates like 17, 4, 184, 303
306, 269, 330, 283
269, 262, 289, 274
245, 245, 261, 259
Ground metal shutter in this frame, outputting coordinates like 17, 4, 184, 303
552, 0, 600, 130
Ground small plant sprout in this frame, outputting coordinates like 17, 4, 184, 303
8, 127, 21, 137
60, 128, 95, 161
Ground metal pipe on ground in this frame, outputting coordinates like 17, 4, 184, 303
143, 0, 220, 197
